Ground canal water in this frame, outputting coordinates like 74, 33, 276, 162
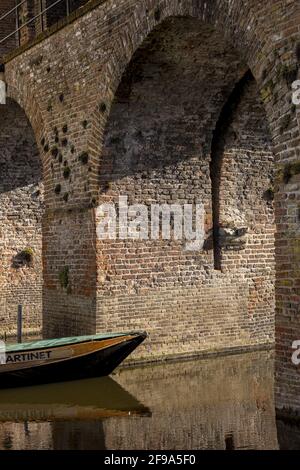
0, 349, 297, 450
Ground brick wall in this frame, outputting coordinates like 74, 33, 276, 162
0, 0, 299, 412
0, 98, 44, 336
94, 18, 276, 360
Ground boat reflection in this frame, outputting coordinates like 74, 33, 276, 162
0, 376, 151, 422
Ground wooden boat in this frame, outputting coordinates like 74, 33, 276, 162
0, 331, 147, 389
0, 376, 151, 422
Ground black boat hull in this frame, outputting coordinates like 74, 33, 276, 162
0, 334, 145, 389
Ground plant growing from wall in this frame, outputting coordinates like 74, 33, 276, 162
59, 266, 69, 290
20, 247, 34, 264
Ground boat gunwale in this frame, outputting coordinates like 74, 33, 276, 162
0, 336, 138, 373
5, 331, 147, 353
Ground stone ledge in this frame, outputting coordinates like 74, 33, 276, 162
115, 342, 275, 370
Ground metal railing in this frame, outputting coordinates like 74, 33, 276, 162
0, 0, 80, 50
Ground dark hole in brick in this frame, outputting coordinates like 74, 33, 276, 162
58, 153, 63, 163
54, 184, 61, 194
40, 138, 45, 146
62, 124, 68, 133
100, 102, 107, 113
154, 8, 161, 22
12, 249, 34, 268
63, 192, 69, 202
82, 120, 88, 129
263, 188, 275, 201
44, 144, 49, 152
63, 167, 71, 179
61, 138, 68, 147
79, 152, 89, 164
59, 93, 64, 102
51, 147, 58, 158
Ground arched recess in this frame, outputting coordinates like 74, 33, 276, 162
95, 16, 275, 358
0, 97, 44, 337
210, 70, 275, 324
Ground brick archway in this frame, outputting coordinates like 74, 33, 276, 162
87, 0, 296, 175
1, 0, 299, 413
92, 15, 276, 359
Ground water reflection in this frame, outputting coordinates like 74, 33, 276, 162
0, 377, 150, 422
0, 349, 284, 450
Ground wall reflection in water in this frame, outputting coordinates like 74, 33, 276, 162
0, 350, 280, 449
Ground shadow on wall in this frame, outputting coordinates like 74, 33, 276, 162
0, 97, 44, 336
0, 99, 42, 192
101, 18, 249, 193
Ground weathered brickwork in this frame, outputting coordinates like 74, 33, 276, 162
96, 24, 275, 359
0, 98, 43, 336
0, 0, 299, 411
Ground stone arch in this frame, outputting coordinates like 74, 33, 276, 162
210, 69, 275, 321
0, 95, 44, 337
86, 0, 298, 188
6, 82, 54, 199
7, 84, 46, 159
92, 14, 277, 358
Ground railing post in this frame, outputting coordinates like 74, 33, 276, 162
66, 0, 70, 16
15, 1, 20, 46
17, 304, 23, 343
40, 0, 44, 31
